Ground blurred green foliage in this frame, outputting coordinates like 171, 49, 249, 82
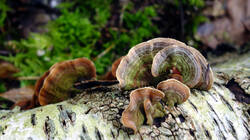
1, 1, 159, 85
173, 0, 207, 48
0, 0, 11, 46
174, 0, 204, 8
0, 83, 6, 93
0, 0, 10, 27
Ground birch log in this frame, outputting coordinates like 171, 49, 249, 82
0, 52, 249, 140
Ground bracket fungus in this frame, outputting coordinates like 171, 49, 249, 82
121, 87, 165, 133
190, 47, 214, 90
116, 37, 213, 90
116, 38, 186, 90
151, 45, 202, 88
157, 79, 190, 107
99, 56, 123, 80
34, 58, 96, 106
111, 56, 123, 78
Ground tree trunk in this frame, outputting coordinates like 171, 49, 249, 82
0, 52, 249, 140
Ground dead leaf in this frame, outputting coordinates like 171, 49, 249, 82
196, 0, 250, 49
0, 86, 34, 103
0, 61, 19, 79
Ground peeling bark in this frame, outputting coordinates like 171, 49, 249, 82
0, 52, 249, 140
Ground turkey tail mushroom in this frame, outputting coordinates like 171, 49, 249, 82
157, 79, 190, 107
121, 87, 165, 133
116, 38, 187, 90
151, 45, 202, 88
34, 58, 96, 106
111, 56, 123, 78
189, 47, 214, 90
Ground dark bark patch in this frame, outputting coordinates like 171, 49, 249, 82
154, 115, 167, 127
207, 101, 227, 131
74, 80, 118, 90
243, 121, 250, 134
118, 108, 124, 116
0, 111, 14, 120
204, 129, 211, 139
227, 119, 236, 137
95, 127, 104, 140
111, 130, 115, 139
57, 105, 76, 131
214, 81, 224, 88
0, 125, 5, 135
226, 79, 250, 104
218, 94, 234, 111
212, 118, 226, 140
178, 114, 185, 123
188, 100, 198, 112
44, 116, 56, 140
189, 130, 194, 136
84, 108, 92, 114
31, 114, 37, 126
202, 125, 211, 139
85, 86, 116, 93
199, 91, 205, 96
207, 91, 218, 102
80, 124, 91, 140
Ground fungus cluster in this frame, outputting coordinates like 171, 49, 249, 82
118, 38, 213, 132
116, 38, 213, 90
19, 37, 213, 133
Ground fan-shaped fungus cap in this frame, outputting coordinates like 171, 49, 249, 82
116, 42, 154, 90
147, 38, 186, 52
157, 79, 190, 107
201, 64, 213, 90
116, 38, 186, 90
35, 58, 96, 106
111, 56, 123, 78
152, 45, 202, 88
189, 47, 214, 90
121, 87, 165, 133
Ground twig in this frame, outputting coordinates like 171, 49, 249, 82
18, 76, 40, 80
93, 43, 114, 61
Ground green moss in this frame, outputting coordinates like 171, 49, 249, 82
1, 1, 159, 86
0, 0, 10, 27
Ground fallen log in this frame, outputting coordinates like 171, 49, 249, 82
0, 52, 249, 140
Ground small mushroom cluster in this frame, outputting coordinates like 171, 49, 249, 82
117, 38, 214, 133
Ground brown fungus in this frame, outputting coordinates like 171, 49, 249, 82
116, 38, 186, 90
157, 79, 190, 107
151, 45, 202, 88
111, 56, 123, 78
121, 87, 165, 133
189, 47, 214, 90
34, 58, 96, 106
99, 56, 123, 80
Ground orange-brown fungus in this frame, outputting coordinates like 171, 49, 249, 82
35, 57, 96, 106
121, 87, 165, 133
111, 56, 123, 78
157, 79, 190, 107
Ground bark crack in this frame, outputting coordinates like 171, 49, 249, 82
226, 79, 250, 104
44, 116, 56, 140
